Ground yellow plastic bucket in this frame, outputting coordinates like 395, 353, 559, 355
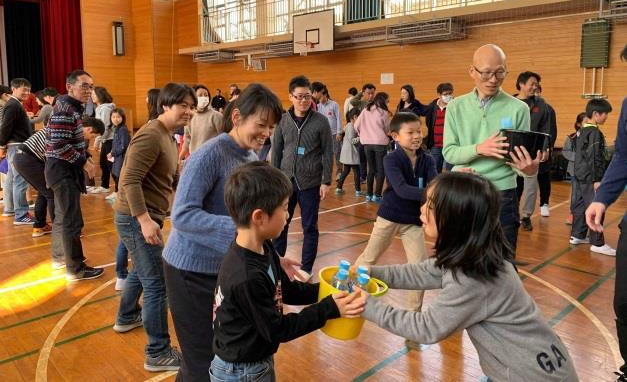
318, 266, 388, 340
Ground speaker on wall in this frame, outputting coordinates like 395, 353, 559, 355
112, 21, 125, 56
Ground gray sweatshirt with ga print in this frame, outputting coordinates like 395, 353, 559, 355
362, 258, 579, 382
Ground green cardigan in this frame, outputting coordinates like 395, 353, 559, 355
443, 89, 530, 191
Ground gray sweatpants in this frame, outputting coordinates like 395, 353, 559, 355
520, 174, 538, 218
571, 181, 605, 246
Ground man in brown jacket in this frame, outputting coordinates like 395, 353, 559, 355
112, 83, 196, 372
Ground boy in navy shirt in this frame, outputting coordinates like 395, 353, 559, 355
211, 161, 365, 381
355, 112, 437, 331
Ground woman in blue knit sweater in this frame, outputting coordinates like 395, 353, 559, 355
162, 84, 288, 382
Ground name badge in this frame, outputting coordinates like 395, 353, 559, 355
417, 177, 424, 188
297, 146, 305, 155
501, 117, 513, 129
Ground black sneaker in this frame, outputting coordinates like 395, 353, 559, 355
144, 347, 182, 372
66, 266, 104, 282
520, 217, 533, 231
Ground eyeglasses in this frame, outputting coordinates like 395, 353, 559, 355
77, 83, 95, 91
291, 93, 312, 101
473, 66, 508, 81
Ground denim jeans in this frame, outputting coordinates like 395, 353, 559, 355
115, 212, 170, 357
499, 188, 520, 256
115, 239, 129, 279
273, 179, 321, 273
210, 355, 275, 382
429, 147, 451, 173
3, 145, 29, 220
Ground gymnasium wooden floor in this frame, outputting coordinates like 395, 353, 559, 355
0, 180, 625, 381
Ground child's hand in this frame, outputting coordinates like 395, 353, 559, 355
279, 256, 302, 281
333, 289, 367, 318
349, 264, 369, 278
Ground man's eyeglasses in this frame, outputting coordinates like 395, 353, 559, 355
77, 83, 95, 91
473, 66, 508, 81
291, 93, 312, 101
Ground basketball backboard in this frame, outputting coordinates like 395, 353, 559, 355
293, 10, 335, 56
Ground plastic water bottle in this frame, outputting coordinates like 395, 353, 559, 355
332, 269, 351, 291
356, 273, 371, 291
338, 260, 351, 272
356, 266, 368, 277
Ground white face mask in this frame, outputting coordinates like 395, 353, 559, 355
441, 95, 453, 104
197, 96, 210, 109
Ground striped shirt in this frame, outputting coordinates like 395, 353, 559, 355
22, 129, 47, 162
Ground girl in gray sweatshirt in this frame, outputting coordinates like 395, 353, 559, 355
360, 172, 579, 382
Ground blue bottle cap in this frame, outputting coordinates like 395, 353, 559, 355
357, 266, 368, 274
339, 260, 351, 270
358, 273, 370, 286
337, 269, 349, 280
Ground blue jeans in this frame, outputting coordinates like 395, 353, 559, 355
3, 145, 29, 220
273, 179, 321, 273
115, 212, 170, 357
500, 188, 520, 256
210, 355, 275, 382
115, 239, 129, 279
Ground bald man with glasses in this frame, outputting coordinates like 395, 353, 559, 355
443, 44, 544, 260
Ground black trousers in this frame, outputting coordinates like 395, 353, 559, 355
164, 260, 217, 382
337, 164, 361, 192
13, 150, 54, 228
571, 182, 605, 246
614, 216, 627, 373
537, 170, 551, 206
99, 140, 113, 189
51, 177, 85, 273
364, 144, 386, 197
112, 174, 119, 193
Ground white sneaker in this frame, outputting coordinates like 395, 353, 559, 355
540, 204, 550, 217
88, 186, 109, 194
86, 186, 95, 192
52, 261, 66, 270
570, 236, 590, 245
591, 244, 616, 256
295, 269, 312, 283
105, 192, 117, 201
115, 277, 126, 291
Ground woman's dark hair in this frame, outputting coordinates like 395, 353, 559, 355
37, 87, 58, 105
110, 107, 127, 127
311, 81, 325, 93
193, 84, 210, 99
232, 88, 241, 96
366, 92, 389, 112
158, 83, 197, 110
390, 112, 420, 134
93, 86, 113, 104
574, 112, 586, 131
348, 87, 358, 96
225, 161, 293, 227
223, 83, 283, 134
427, 172, 511, 282
147, 88, 161, 120
346, 107, 361, 122
396, 84, 416, 111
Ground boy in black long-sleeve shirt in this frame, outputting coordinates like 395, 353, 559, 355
211, 161, 365, 381
570, 98, 616, 256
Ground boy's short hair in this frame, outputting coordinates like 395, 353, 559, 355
82, 116, 105, 135
436, 83, 454, 94
289, 75, 311, 93
585, 98, 612, 119
10, 78, 31, 89
348, 87, 358, 96
158, 83, 198, 110
0, 85, 12, 96
225, 161, 293, 227
515, 71, 541, 91
390, 112, 420, 134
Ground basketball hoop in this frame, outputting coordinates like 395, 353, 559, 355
294, 41, 317, 56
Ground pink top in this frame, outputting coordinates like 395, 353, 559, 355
354, 106, 391, 145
